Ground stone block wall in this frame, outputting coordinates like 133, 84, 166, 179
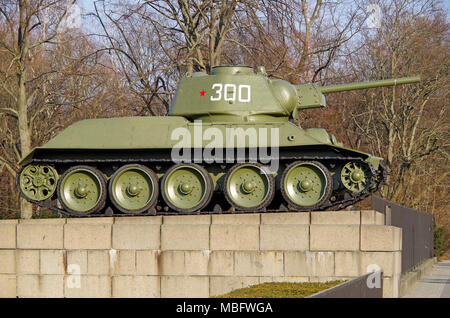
0, 210, 401, 298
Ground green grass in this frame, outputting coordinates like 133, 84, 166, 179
213, 281, 345, 298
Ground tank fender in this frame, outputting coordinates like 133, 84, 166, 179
303, 128, 332, 144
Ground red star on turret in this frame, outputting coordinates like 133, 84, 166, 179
200, 90, 206, 97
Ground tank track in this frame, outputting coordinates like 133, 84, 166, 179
19, 155, 386, 218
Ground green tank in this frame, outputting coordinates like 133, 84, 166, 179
17, 66, 420, 216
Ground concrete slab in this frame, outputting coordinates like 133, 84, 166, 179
210, 225, 259, 250
64, 224, 111, 250
310, 225, 360, 251
161, 276, 209, 298
40, 250, 65, 275
161, 224, 209, 250
260, 225, 309, 251
17, 275, 64, 298
361, 225, 402, 251
17, 224, 63, 249
0, 222, 17, 248
234, 251, 284, 277
112, 276, 160, 298
311, 211, 360, 224
260, 212, 310, 225
0, 274, 16, 297
112, 224, 160, 250
402, 261, 450, 298
64, 275, 111, 298
0, 250, 16, 274
16, 250, 40, 274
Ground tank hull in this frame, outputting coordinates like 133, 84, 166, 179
21, 116, 378, 163
18, 116, 384, 217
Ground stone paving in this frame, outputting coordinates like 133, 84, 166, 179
402, 261, 450, 298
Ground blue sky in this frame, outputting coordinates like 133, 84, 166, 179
78, 0, 450, 13
76, 0, 450, 30
75, 0, 99, 32
78, 0, 95, 13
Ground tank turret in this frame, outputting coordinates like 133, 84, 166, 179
169, 65, 420, 121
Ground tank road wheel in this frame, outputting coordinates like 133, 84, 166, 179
340, 161, 371, 193
109, 164, 159, 214
281, 161, 332, 211
18, 164, 58, 202
224, 163, 275, 211
57, 166, 107, 216
161, 163, 213, 213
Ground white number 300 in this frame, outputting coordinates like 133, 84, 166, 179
210, 84, 251, 103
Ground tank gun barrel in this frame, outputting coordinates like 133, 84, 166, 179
292, 75, 421, 117
320, 76, 421, 94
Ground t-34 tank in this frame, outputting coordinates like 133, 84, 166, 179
17, 66, 420, 216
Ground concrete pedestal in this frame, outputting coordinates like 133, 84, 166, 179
0, 210, 401, 298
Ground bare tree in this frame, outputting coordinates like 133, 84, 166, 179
0, 0, 108, 218
90, 0, 245, 115
340, 0, 449, 214
230, 0, 365, 84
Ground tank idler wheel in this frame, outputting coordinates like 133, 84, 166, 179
224, 163, 275, 211
57, 165, 107, 216
281, 161, 333, 211
18, 164, 58, 202
340, 161, 372, 193
161, 163, 213, 213
109, 164, 159, 214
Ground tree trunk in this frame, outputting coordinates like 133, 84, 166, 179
18, 79, 33, 218
17, 0, 33, 219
